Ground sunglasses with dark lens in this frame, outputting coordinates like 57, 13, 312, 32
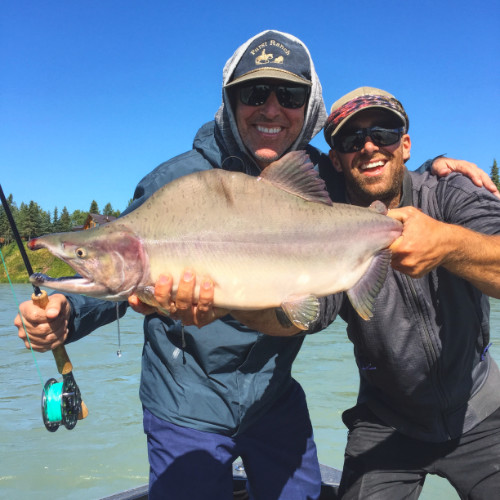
333, 126, 405, 153
238, 84, 310, 109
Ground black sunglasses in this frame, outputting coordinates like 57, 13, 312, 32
333, 126, 405, 153
238, 83, 310, 109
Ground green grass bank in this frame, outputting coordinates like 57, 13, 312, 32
0, 242, 74, 283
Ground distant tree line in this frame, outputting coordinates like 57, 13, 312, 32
0, 196, 121, 244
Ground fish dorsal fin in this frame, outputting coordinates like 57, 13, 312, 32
347, 248, 392, 320
369, 200, 388, 215
258, 151, 333, 206
280, 294, 320, 330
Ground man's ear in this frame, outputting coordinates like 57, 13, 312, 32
402, 134, 411, 162
329, 149, 343, 173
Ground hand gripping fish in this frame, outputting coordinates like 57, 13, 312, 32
29, 151, 402, 329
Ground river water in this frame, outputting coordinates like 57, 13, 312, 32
1, 284, 499, 499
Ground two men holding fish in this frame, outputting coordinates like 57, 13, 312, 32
15, 30, 500, 499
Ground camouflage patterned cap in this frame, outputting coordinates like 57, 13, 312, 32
324, 87, 409, 147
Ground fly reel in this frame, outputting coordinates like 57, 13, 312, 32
41, 373, 83, 432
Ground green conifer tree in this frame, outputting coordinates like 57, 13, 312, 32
20, 201, 43, 239
70, 209, 88, 227
52, 207, 60, 232
40, 210, 52, 235
102, 202, 121, 219
59, 206, 73, 232
89, 200, 99, 214
0, 194, 16, 244
103, 202, 114, 216
491, 159, 499, 191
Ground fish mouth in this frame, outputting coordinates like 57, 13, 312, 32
30, 272, 110, 296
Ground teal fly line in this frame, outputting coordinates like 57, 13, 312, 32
0, 246, 46, 389
45, 382, 63, 422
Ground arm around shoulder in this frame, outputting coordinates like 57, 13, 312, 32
422, 156, 500, 198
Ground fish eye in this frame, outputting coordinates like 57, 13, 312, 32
76, 248, 87, 258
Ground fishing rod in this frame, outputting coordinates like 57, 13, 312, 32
0, 184, 88, 431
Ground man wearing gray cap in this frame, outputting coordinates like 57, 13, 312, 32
16, 30, 336, 500
323, 87, 500, 499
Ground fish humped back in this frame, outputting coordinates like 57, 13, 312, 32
29, 151, 402, 329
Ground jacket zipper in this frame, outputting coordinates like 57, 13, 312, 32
403, 274, 451, 438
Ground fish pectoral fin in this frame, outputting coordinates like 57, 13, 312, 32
281, 294, 320, 330
347, 249, 392, 320
259, 151, 333, 206
135, 286, 171, 316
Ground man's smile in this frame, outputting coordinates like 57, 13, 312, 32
360, 159, 385, 171
256, 125, 283, 135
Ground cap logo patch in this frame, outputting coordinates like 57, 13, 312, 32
226, 32, 312, 87
251, 40, 290, 66
255, 49, 274, 64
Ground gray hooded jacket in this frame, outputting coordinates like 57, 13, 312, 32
65, 31, 337, 435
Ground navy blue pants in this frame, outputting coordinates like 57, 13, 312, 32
144, 383, 321, 500
338, 403, 500, 499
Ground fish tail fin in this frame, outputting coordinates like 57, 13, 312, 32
347, 249, 392, 320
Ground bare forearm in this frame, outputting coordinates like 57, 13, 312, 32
389, 207, 500, 297
230, 309, 301, 336
441, 227, 500, 298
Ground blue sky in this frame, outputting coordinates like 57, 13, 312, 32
2, 0, 499, 214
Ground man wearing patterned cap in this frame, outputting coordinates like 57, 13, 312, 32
322, 87, 500, 498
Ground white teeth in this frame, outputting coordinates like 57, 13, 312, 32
257, 125, 281, 134
361, 160, 384, 170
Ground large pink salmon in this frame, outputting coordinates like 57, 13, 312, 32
29, 151, 402, 329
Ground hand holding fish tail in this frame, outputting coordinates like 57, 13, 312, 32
15, 294, 71, 352
387, 207, 448, 278
389, 206, 500, 297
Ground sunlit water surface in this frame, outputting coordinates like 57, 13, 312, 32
1, 284, 499, 499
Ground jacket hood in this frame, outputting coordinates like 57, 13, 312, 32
214, 30, 327, 171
